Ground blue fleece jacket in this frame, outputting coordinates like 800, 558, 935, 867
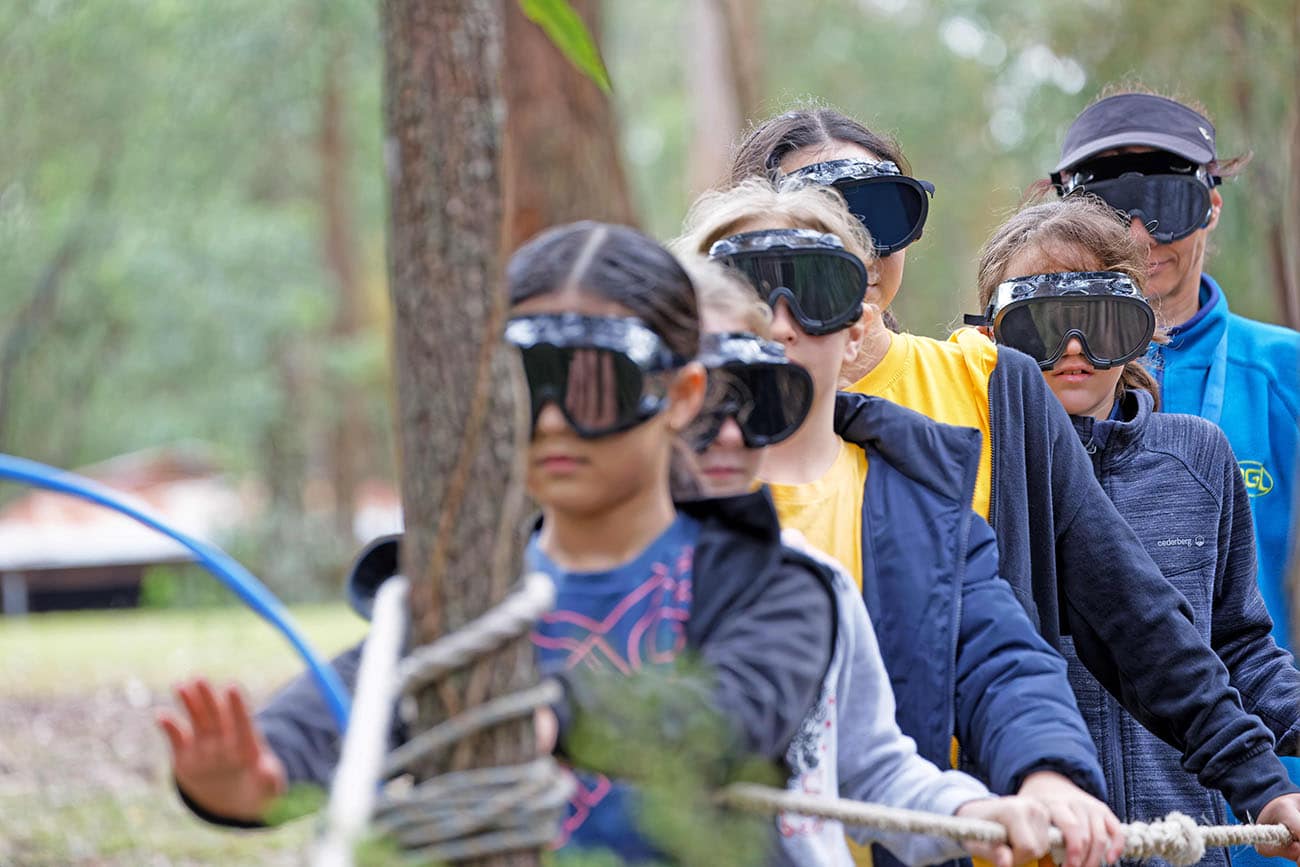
835, 392, 1103, 867
984, 344, 1299, 820
1146, 275, 1300, 652
1065, 389, 1300, 867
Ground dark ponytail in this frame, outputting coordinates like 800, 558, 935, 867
507, 221, 700, 359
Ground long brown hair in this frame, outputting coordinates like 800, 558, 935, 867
728, 103, 911, 187
976, 195, 1162, 408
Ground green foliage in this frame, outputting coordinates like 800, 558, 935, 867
139, 563, 235, 609
263, 783, 329, 826
520, 0, 614, 93
561, 659, 783, 867
607, 0, 1298, 334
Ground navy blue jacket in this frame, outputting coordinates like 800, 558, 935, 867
985, 346, 1298, 819
1064, 390, 1300, 867
834, 392, 1104, 867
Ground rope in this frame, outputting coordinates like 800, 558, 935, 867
315, 572, 569, 866
396, 570, 555, 699
323, 565, 1299, 866
316, 576, 411, 867
718, 782, 1295, 867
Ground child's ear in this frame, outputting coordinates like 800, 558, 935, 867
667, 362, 707, 432
842, 305, 869, 367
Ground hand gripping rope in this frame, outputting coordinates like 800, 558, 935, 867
318, 569, 1299, 867
0, 453, 351, 732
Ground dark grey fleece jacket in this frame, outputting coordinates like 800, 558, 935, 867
985, 345, 1298, 819
1063, 389, 1300, 867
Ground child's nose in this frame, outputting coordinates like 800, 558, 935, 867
716, 416, 746, 448
769, 301, 798, 345
1063, 336, 1086, 357
534, 402, 569, 436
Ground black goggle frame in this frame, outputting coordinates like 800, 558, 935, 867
709, 229, 868, 336
965, 271, 1156, 370
688, 332, 814, 451
505, 313, 686, 439
784, 158, 936, 256
1054, 152, 1222, 244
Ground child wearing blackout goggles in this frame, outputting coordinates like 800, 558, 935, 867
162, 222, 844, 864
678, 178, 1300, 865
729, 104, 936, 329
676, 181, 1126, 867
677, 256, 1065, 867
974, 193, 1300, 867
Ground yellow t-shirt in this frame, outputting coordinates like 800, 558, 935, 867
767, 440, 869, 589
848, 328, 998, 520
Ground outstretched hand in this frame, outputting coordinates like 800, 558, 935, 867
156, 677, 286, 824
956, 795, 1052, 867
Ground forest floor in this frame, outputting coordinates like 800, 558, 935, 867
0, 604, 367, 866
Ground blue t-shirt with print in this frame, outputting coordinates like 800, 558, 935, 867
528, 513, 699, 863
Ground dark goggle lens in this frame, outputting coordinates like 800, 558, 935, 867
834, 177, 929, 254
725, 252, 866, 335
996, 297, 1155, 368
689, 363, 813, 450
518, 345, 661, 437
1079, 175, 1211, 243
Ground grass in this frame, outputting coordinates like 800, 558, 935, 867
0, 603, 369, 866
1, 602, 369, 694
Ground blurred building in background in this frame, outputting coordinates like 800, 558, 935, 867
0, 444, 401, 614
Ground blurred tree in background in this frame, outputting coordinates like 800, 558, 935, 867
1, 0, 1294, 598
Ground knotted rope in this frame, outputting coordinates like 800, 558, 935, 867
719, 783, 1294, 867
319, 572, 1297, 866
315, 572, 572, 867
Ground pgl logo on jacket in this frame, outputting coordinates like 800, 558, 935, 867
1239, 461, 1274, 498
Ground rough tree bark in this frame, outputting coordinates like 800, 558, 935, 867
500, 0, 637, 252
383, 1, 537, 864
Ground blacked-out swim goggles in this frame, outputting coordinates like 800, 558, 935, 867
964, 271, 1155, 370
783, 159, 935, 255
1054, 152, 1221, 244
687, 332, 814, 451
708, 229, 868, 335
505, 313, 687, 439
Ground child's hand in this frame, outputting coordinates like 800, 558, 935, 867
156, 677, 286, 823
955, 795, 1051, 867
1018, 770, 1125, 867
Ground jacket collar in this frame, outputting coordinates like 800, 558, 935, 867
833, 391, 983, 503
1069, 389, 1153, 458
1166, 274, 1227, 351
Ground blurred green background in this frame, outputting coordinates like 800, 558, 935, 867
0, 2, 1295, 863
2, 0, 1295, 598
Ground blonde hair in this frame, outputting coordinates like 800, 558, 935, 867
976, 194, 1162, 408
677, 254, 773, 338
672, 177, 877, 270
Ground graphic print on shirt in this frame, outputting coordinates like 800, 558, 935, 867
528, 516, 697, 856
780, 685, 834, 839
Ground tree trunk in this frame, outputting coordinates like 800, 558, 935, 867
382, 1, 537, 864
319, 37, 367, 539
500, 0, 637, 252
685, 0, 763, 194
